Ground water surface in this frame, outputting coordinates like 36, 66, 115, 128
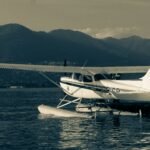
0, 88, 150, 150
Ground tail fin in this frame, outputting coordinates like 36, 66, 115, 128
142, 69, 150, 89
142, 69, 150, 80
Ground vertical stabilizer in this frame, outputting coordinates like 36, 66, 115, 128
142, 69, 150, 80
142, 69, 150, 89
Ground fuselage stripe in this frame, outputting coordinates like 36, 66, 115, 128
60, 81, 109, 93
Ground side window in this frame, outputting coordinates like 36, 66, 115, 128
94, 74, 105, 81
83, 75, 92, 82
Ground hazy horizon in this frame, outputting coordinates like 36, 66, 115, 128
1, 0, 150, 38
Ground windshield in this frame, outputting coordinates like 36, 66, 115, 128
72, 73, 93, 82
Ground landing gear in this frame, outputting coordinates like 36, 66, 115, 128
57, 95, 113, 113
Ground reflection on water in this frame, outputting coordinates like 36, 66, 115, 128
38, 113, 150, 150
0, 88, 150, 150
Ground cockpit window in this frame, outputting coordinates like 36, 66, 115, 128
73, 73, 82, 81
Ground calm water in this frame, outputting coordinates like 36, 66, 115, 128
0, 88, 150, 150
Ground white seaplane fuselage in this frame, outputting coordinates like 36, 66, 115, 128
60, 71, 150, 103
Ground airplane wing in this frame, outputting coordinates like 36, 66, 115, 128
0, 63, 149, 75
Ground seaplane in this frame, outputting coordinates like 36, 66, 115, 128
0, 63, 150, 118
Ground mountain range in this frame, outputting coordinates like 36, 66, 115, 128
0, 24, 150, 66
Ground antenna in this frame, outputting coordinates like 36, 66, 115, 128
81, 60, 88, 69
64, 59, 67, 76
80, 60, 88, 82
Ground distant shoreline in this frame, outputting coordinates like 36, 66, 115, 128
0, 87, 61, 92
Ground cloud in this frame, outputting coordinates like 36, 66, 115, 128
95, 27, 139, 38
76, 28, 93, 35
75, 27, 139, 39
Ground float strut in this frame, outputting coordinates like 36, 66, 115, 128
57, 97, 81, 108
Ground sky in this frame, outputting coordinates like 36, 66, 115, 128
0, 0, 150, 38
